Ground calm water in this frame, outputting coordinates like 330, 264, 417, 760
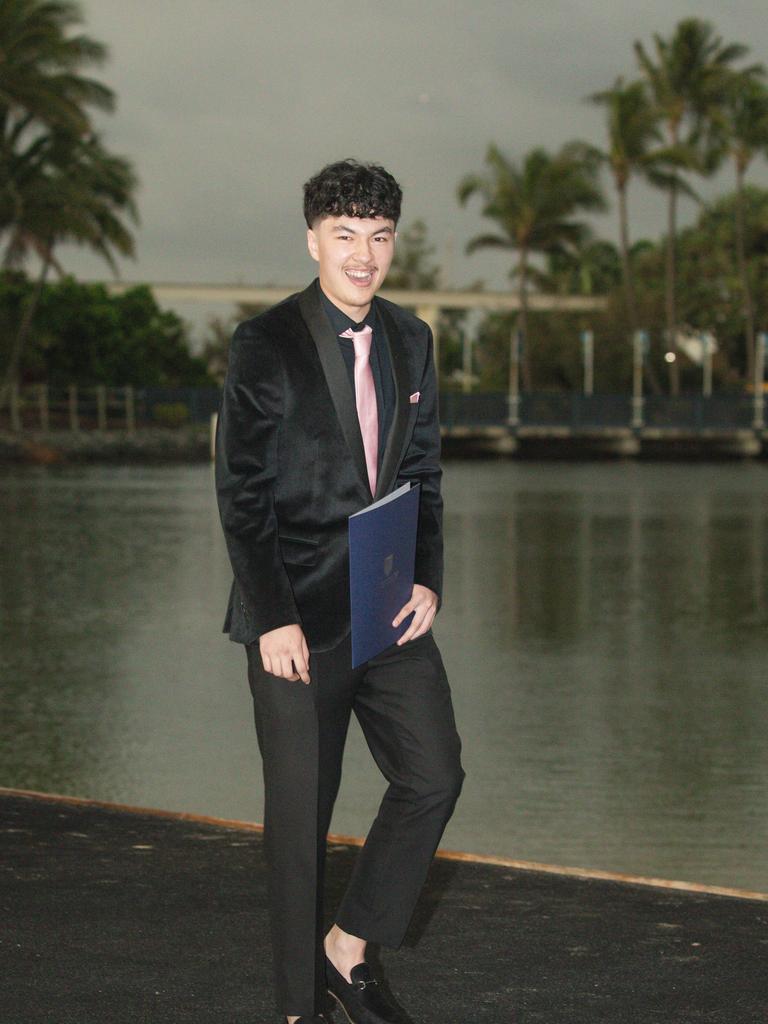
2, 460, 767, 892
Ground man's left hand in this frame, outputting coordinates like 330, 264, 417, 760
393, 584, 438, 645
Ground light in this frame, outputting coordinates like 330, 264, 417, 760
664, 351, 676, 363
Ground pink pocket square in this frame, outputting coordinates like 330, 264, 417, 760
409, 391, 420, 404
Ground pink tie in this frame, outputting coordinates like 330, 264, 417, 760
340, 325, 378, 495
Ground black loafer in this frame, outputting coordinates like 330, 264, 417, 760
325, 957, 407, 1024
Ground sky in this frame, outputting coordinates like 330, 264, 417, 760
62, 1, 768, 339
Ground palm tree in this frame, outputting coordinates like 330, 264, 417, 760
458, 142, 605, 388
0, 0, 113, 134
546, 237, 621, 297
0, 131, 138, 400
386, 219, 440, 290
635, 17, 751, 393
0, 0, 114, 217
589, 79, 667, 330
721, 69, 768, 381
0, 1, 134, 400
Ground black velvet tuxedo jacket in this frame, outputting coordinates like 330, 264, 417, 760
215, 279, 443, 652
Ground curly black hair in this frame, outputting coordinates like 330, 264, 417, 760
303, 159, 402, 227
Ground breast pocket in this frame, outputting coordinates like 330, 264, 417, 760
278, 534, 319, 566
400, 401, 420, 450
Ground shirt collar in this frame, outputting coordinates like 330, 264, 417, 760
319, 285, 377, 338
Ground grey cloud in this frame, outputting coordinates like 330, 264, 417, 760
57, 0, 768, 336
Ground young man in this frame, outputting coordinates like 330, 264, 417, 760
215, 160, 464, 1024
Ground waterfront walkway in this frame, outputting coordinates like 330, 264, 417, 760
2, 788, 766, 1023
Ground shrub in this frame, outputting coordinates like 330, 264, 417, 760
152, 402, 190, 427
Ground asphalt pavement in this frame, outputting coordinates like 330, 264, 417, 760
2, 790, 766, 1024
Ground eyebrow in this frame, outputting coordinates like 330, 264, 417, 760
332, 223, 394, 236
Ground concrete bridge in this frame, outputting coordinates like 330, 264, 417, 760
101, 281, 605, 368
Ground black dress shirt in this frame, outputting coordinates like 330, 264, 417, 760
319, 287, 395, 466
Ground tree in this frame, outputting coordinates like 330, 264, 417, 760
0, 274, 212, 386
604, 188, 768, 386
458, 142, 605, 388
0, 0, 114, 237
0, 1, 137, 400
384, 219, 471, 386
590, 77, 680, 394
635, 17, 752, 393
0, 0, 114, 137
0, 131, 137, 398
589, 79, 667, 326
386, 219, 440, 290
546, 237, 621, 296
676, 188, 768, 380
721, 69, 768, 380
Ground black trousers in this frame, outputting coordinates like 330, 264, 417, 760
245, 631, 464, 1017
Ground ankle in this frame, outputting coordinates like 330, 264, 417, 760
324, 924, 367, 979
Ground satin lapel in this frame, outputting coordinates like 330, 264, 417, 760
375, 302, 411, 501
298, 282, 370, 496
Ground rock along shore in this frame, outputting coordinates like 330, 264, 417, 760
0, 425, 212, 464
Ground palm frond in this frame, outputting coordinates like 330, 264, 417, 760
465, 233, 512, 255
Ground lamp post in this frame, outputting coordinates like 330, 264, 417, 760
632, 330, 647, 430
754, 332, 766, 432
508, 328, 521, 428
702, 332, 713, 398
461, 329, 473, 394
581, 329, 594, 396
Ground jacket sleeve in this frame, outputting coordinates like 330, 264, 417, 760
215, 319, 301, 636
397, 327, 444, 602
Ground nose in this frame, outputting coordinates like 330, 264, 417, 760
354, 236, 374, 263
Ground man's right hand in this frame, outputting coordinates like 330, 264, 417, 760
258, 624, 311, 684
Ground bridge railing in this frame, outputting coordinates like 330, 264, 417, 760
439, 391, 509, 428
642, 394, 755, 430
0, 384, 222, 432
440, 391, 760, 432
521, 393, 632, 428
1, 385, 761, 434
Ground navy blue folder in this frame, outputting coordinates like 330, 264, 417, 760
349, 482, 421, 667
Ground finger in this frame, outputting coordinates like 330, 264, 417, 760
270, 663, 292, 680
293, 651, 311, 685
404, 600, 437, 643
397, 621, 421, 645
279, 654, 299, 680
397, 608, 427, 645
271, 655, 286, 678
392, 600, 415, 628
410, 612, 436, 641
261, 652, 273, 675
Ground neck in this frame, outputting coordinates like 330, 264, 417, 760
318, 283, 371, 322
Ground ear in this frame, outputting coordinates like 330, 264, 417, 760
307, 227, 319, 263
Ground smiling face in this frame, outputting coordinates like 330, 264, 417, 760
307, 215, 396, 321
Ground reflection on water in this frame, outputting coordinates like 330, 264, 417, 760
1, 461, 767, 891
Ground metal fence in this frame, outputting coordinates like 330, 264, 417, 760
642, 394, 756, 430
0, 385, 762, 434
0, 384, 221, 432
439, 391, 761, 432
521, 393, 632, 429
